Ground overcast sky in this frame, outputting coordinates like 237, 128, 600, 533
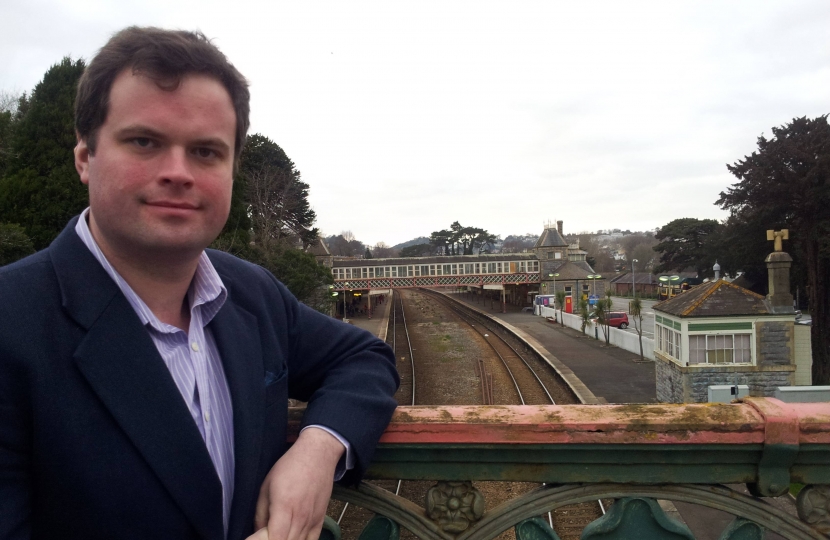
2, 1, 828, 246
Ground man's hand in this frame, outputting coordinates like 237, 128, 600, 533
247, 427, 345, 540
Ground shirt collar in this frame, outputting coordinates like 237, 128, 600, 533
74, 207, 227, 331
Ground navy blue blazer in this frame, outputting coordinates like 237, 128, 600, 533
0, 218, 399, 540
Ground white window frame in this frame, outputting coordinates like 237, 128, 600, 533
689, 333, 752, 365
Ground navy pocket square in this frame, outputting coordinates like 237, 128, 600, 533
264, 370, 280, 386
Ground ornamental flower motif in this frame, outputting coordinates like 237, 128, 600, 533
426, 481, 485, 533
797, 485, 830, 533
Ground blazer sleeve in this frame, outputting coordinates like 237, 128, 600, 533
258, 267, 400, 484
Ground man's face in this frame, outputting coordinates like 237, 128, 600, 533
75, 70, 237, 265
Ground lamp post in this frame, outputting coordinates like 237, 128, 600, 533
342, 282, 350, 322
548, 273, 560, 294
587, 274, 602, 297
632, 259, 638, 300
658, 275, 680, 300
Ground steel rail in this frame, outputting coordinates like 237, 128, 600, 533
338, 291, 416, 526
421, 289, 607, 519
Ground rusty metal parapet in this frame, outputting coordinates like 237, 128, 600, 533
290, 400, 830, 539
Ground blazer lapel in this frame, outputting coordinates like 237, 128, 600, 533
51, 220, 224, 540
210, 300, 265, 540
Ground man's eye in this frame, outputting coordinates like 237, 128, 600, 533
133, 137, 153, 148
195, 148, 217, 158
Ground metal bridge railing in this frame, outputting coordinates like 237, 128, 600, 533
288, 398, 830, 540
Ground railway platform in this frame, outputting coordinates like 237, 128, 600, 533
445, 291, 656, 404
345, 294, 392, 340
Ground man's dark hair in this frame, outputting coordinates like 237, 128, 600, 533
75, 26, 250, 162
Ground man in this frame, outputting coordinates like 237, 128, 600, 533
0, 27, 399, 540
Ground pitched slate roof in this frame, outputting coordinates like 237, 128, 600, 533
534, 227, 568, 248
306, 238, 331, 256
547, 261, 596, 280
654, 279, 770, 317
610, 272, 658, 285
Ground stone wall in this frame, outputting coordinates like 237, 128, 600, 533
794, 324, 813, 386
656, 356, 684, 403
757, 321, 793, 366
684, 368, 792, 402
656, 354, 794, 403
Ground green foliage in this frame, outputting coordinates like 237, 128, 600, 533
555, 290, 566, 326
631, 297, 645, 359
579, 299, 589, 334
593, 293, 614, 344
234, 133, 318, 248
325, 233, 365, 257
364, 247, 373, 259
430, 222, 499, 255
429, 229, 453, 255
211, 236, 334, 312
255, 244, 334, 313
0, 222, 36, 265
0, 58, 87, 249
653, 218, 721, 277
212, 133, 334, 310
399, 243, 433, 257
717, 115, 830, 384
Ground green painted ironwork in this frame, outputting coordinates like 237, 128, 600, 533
688, 322, 753, 332
581, 497, 694, 540
514, 517, 562, 540
321, 515, 341, 540
358, 515, 400, 540
718, 518, 765, 540
366, 443, 768, 484
331, 482, 830, 540
314, 401, 830, 539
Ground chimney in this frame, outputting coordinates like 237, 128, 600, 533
713, 261, 721, 280
557, 220, 563, 235
765, 229, 794, 313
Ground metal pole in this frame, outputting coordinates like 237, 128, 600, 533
632, 260, 637, 300
343, 283, 349, 322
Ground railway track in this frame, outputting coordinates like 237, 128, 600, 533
335, 289, 604, 540
419, 288, 607, 537
336, 292, 415, 530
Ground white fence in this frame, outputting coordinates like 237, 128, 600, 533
538, 307, 654, 361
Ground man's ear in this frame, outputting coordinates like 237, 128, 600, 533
74, 133, 91, 185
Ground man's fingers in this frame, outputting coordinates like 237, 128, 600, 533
245, 527, 269, 540
268, 507, 301, 540
254, 480, 272, 530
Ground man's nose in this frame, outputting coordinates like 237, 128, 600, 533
158, 147, 195, 186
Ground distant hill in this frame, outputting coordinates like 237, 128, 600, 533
393, 236, 430, 250
501, 234, 539, 253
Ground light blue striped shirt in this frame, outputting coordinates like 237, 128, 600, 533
75, 209, 353, 536
75, 209, 236, 532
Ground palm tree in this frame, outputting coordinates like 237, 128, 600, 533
631, 297, 645, 360
579, 300, 589, 334
555, 290, 566, 327
594, 295, 613, 345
